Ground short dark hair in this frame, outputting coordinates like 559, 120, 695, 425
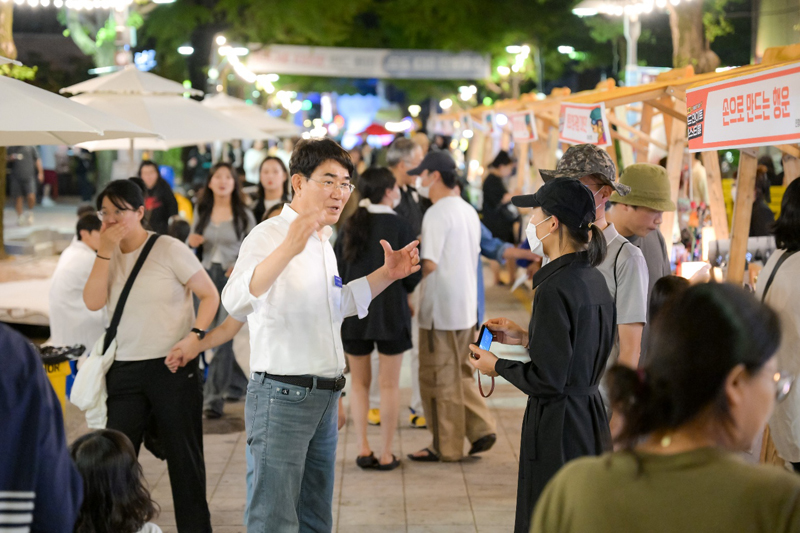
607, 283, 781, 449
438, 169, 458, 189
489, 150, 514, 168
289, 138, 354, 180
167, 216, 191, 242
97, 179, 145, 213
77, 204, 96, 218
70, 429, 159, 533
773, 178, 800, 252
76, 214, 101, 240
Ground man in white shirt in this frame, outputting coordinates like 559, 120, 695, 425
48, 214, 106, 356
405, 151, 497, 463
221, 138, 420, 533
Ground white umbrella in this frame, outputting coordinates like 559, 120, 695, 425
0, 75, 158, 147
60, 65, 202, 96
71, 93, 268, 151
0, 56, 21, 66
202, 93, 300, 137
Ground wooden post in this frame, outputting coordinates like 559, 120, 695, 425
500, 130, 512, 152
613, 107, 635, 169
516, 141, 530, 193
727, 150, 758, 285
638, 104, 654, 163
701, 150, 729, 241
467, 128, 484, 183
661, 109, 687, 247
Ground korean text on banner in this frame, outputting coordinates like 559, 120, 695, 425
509, 111, 538, 142
558, 102, 611, 147
687, 62, 800, 152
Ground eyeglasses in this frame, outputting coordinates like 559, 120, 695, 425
98, 208, 134, 220
774, 371, 795, 403
306, 177, 355, 194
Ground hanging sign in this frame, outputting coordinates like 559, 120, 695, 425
687, 62, 800, 152
558, 102, 611, 147
508, 111, 538, 142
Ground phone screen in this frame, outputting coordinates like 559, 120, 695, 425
478, 325, 493, 351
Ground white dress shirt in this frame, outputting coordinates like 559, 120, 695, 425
49, 239, 107, 356
222, 205, 372, 378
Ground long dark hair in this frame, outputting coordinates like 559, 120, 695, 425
137, 161, 161, 191
194, 162, 250, 241
70, 429, 158, 533
607, 283, 781, 449
341, 167, 396, 262
773, 178, 800, 252
256, 156, 291, 203
542, 208, 607, 267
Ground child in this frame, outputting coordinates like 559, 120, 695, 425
70, 429, 161, 533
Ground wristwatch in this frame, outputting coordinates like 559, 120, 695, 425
191, 328, 206, 340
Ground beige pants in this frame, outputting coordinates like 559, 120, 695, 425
419, 327, 497, 461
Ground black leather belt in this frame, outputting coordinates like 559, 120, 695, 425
255, 372, 346, 391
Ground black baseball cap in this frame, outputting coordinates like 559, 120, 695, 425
511, 178, 596, 231
407, 151, 456, 176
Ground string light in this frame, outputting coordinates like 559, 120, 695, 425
11, 0, 135, 9
572, 0, 682, 17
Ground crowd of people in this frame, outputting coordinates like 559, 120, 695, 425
3, 132, 800, 533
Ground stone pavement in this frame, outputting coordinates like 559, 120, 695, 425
61, 280, 533, 533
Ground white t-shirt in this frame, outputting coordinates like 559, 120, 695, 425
49, 239, 107, 356
419, 195, 480, 331
137, 523, 162, 533
107, 233, 203, 361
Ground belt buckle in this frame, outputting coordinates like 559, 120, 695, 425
334, 376, 346, 391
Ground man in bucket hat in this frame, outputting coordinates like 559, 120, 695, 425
540, 145, 649, 371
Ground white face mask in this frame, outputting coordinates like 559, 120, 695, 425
526, 216, 553, 257
415, 176, 431, 199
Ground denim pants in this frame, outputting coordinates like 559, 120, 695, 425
245, 374, 341, 533
203, 263, 248, 415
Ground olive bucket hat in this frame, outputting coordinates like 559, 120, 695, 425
539, 144, 631, 196
609, 163, 676, 212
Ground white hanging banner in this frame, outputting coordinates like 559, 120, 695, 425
558, 102, 611, 147
509, 111, 538, 142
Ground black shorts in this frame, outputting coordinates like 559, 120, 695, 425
343, 338, 412, 356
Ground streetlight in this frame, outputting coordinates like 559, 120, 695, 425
177, 45, 194, 56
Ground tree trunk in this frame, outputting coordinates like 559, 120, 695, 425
0, 3, 16, 259
669, 3, 721, 74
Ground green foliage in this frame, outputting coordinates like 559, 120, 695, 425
95, 18, 118, 48
0, 64, 37, 81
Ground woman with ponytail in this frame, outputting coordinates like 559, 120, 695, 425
468, 178, 614, 533
529, 283, 800, 533
334, 167, 422, 471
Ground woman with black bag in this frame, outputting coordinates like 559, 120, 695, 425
83, 179, 219, 533
187, 162, 255, 418
469, 178, 615, 533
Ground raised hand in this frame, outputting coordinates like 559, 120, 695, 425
483, 317, 527, 346
283, 209, 325, 257
380, 239, 421, 281
98, 222, 127, 256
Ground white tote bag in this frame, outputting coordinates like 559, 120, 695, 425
69, 334, 117, 428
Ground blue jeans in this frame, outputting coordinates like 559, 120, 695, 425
245, 374, 341, 533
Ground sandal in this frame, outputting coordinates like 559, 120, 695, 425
377, 455, 401, 471
356, 452, 379, 469
407, 448, 440, 462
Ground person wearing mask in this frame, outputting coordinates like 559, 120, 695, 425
7, 145, 44, 226
335, 167, 422, 470
83, 180, 219, 533
539, 145, 648, 371
70, 429, 162, 533
756, 178, 800, 472
606, 163, 676, 363
252, 156, 291, 224
137, 161, 178, 235
49, 213, 107, 358
469, 178, 614, 533
187, 163, 255, 419
0, 323, 83, 533
385, 137, 427, 428
483, 150, 520, 286
406, 151, 497, 463
219, 138, 420, 532
243, 140, 268, 185
530, 283, 800, 533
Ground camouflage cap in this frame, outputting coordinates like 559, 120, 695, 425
539, 144, 631, 196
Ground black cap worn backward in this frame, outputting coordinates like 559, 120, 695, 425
407, 150, 456, 176
539, 144, 631, 196
511, 178, 597, 231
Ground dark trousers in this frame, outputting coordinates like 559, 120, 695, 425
106, 357, 211, 533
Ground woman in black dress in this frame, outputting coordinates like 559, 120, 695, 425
335, 167, 422, 471
482, 150, 518, 284
470, 178, 615, 533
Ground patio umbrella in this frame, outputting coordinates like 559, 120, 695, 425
201, 93, 300, 137
0, 75, 158, 147
0, 56, 21, 66
358, 123, 393, 136
60, 65, 203, 96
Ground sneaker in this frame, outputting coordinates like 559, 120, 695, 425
409, 408, 427, 429
367, 408, 381, 426
26, 212, 34, 226
17, 214, 26, 226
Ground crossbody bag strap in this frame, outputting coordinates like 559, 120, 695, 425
761, 249, 799, 303
103, 234, 160, 353
613, 241, 628, 305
